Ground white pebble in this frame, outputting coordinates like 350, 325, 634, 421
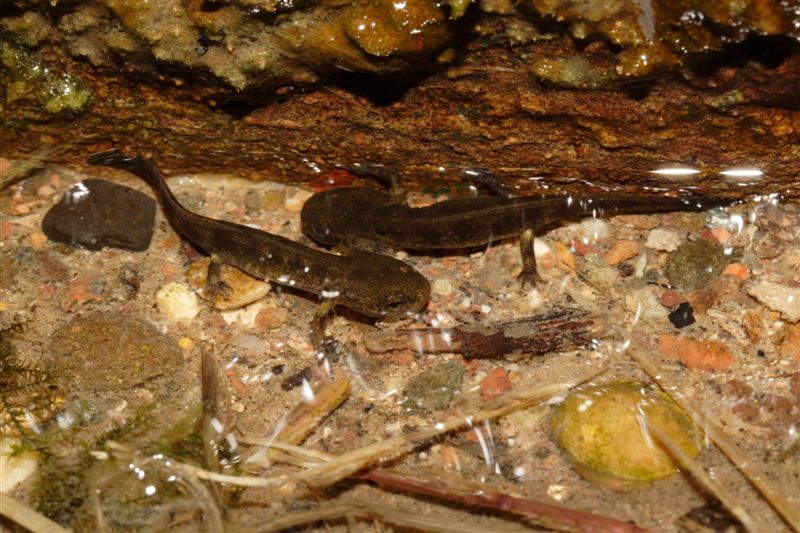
747, 281, 800, 322
645, 228, 682, 252
578, 218, 611, 241
155, 282, 200, 322
433, 278, 453, 296
0, 438, 38, 493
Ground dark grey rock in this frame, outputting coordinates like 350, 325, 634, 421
668, 302, 695, 329
42, 179, 155, 251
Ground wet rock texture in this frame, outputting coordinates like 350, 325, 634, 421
2, 1, 800, 196
47, 312, 183, 391
41, 178, 156, 251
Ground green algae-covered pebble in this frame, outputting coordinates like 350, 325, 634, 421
551, 381, 701, 491
664, 239, 740, 292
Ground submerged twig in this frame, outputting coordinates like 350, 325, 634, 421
364, 308, 603, 359
250, 498, 532, 533
645, 423, 761, 532
0, 493, 71, 533
360, 469, 654, 533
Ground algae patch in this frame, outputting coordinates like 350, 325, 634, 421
1, 40, 91, 115
551, 381, 701, 491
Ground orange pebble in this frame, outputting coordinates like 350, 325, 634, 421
604, 239, 639, 266
780, 323, 800, 361
659, 289, 683, 308
480, 367, 513, 401
29, 231, 48, 249
658, 333, 734, 370
0, 220, 16, 239
722, 263, 748, 280
711, 227, 730, 244
555, 242, 577, 271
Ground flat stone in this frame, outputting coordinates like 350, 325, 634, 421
747, 281, 800, 322
48, 312, 183, 391
42, 179, 155, 251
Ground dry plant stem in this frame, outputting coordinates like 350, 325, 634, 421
124, 381, 583, 490
248, 499, 532, 533
296, 380, 583, 489
0, 493, 71, 533
627, 345, 800, 532
645, 423, 761, 533
249, 442, 653, 533
268, 378, 350, 460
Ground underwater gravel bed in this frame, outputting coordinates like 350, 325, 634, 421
1, 157, 799, 532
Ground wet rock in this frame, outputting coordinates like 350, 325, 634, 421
186, 257, 271, 310
479, 366, 512, 401
657, 334, 733, 370
404, 361, 465, 413
48, 312, 183, 391
603, 239, 639, 266
668, 302, 695, 329
659, 289, 683, 308
664, 239, 739, 292
42, 179, 155, 251
686, 289, 716, 316
155, 282, 201, 323
723, 379, 796, 436
747, 281, 800, 322
646, 228, 682, 252
780, 323, 800, 361
550, 381, 701, 492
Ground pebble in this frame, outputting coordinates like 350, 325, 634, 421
0, 220, 16, 239
178, 337, 194, 350
47, 312, 183, 390
156, 282, 200, 322
659, 289, 684, 308
555, 241, 577, 271
403, 361, 465, 414
480, 366, 513, 401
668, 302, 695, 328
255, 305, 289, 329
0, 438, 38, 493
645, 228, 682, 252
28, 231, 48, 249
42, 179, 156, 251
686, 289, 716, 315
665, 239, 739, 292
657, 334, 734, 370
604, 239, 639, 265
625, 288, 668, 322
186, 258, 270, 310
721, 263, 748, 280
779, 323, 800, 361
746, 281, 800, 322
433, 278, 454, 297
791, 373, 800, 399
283, 189, 312, 212
61, 269, 107, 310
577, 218, 611, 242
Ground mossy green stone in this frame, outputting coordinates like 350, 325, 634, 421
551, 381, 701, 491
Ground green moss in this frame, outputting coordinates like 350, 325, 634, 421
530, 57, 614, 89
0, 39, 91, 115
